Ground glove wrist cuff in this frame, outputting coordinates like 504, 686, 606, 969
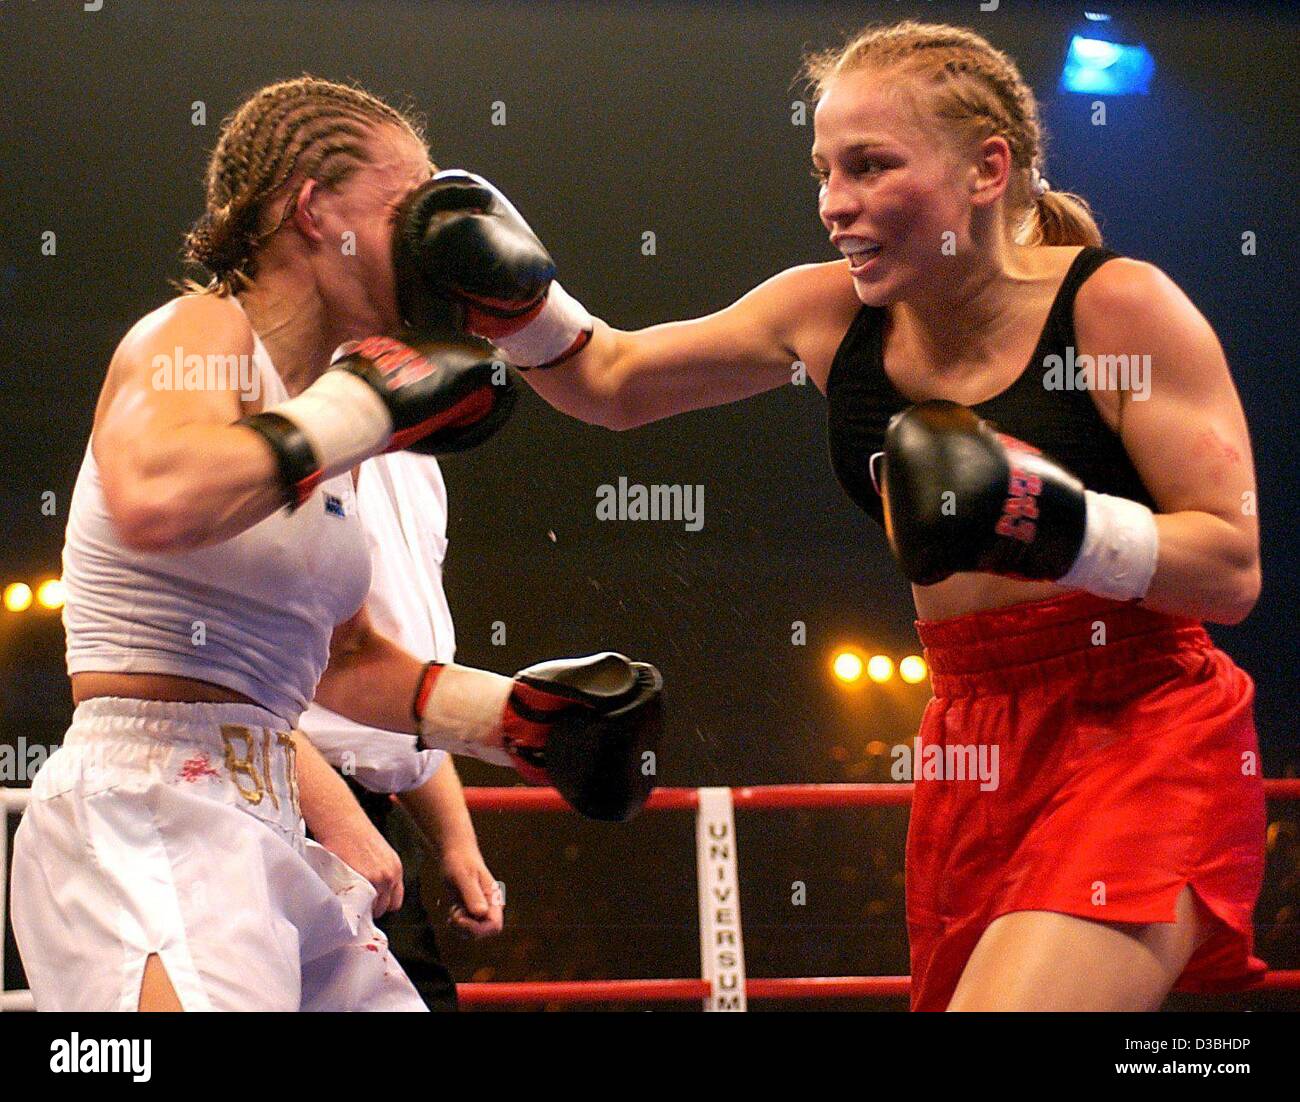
237, 412, 322, 509
414, 662, 515, 767
1058, 490, 1159, 601
494, 281, 593, 369
267, 369, 393, 484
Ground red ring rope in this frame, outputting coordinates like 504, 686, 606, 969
456, 972, 1300, 1005
462, 779, 1300, 811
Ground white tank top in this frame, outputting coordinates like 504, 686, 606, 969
63, 321, 372, 726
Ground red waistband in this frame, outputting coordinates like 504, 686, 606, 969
916, 589, 1212, 696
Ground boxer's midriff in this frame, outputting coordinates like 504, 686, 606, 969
71, 671, 260, 708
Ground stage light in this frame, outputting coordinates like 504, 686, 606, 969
899, 655, 927, 684
867, 655, 894, 683
833, 650, 864, 684
36, 578, 65, 610
1060, 12, 1154, 95
4, 582, 33, 612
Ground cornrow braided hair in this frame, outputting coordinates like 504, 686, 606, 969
183, 76, 425, 295
802, 21, 1101, 247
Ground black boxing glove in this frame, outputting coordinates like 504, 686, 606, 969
504, 653, 663, 822
240, 331, 515, 508
880, 400, 1158, 599
393, 170, 593, 368
414, 652, 663, 822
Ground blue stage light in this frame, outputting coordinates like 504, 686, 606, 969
1060, 31, 1154, 95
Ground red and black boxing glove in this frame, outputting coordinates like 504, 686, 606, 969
413, 652, 663, 822
880, 400, 1159, 600
239, 330, 516, 508
502, 653, 663, 821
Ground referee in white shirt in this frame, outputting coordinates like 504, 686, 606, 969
298, 450, 503, 1010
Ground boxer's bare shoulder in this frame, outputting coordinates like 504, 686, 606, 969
773, 259, 862, 391
95, 294, 254, 431
110, 294, 253, 383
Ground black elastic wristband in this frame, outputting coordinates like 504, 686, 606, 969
238, 411, 322, 510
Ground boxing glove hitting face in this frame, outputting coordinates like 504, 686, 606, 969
392, 170, 593, 368
393, 170, 554, 331
880, 400, 1159, 601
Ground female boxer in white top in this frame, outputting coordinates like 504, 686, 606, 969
12, 77, 657, 1011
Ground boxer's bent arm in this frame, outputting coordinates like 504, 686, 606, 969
1076, 260, 1261, 624
93, 294, 286, 552
523, 263, 835, 430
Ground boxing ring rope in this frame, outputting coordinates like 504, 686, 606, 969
3, 781, 1300, 1010
1, 787, 32, 1011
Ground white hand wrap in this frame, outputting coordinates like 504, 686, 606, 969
494, 281, 593, 368
1058, 490, 1159, 601
271, 370, 392, 477
415, 664, 515, 767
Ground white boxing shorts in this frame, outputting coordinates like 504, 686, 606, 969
9, 697, 426, 1012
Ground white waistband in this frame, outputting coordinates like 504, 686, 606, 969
52, 696, 304, 843
69, 696, 291, 748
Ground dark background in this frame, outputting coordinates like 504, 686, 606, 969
1, 0, 1297, 1009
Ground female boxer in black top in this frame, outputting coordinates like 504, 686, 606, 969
402, 21, 1265, 1010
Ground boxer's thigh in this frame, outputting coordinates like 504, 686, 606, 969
946, 884, 1210, 1011
138, 954, 184, 1011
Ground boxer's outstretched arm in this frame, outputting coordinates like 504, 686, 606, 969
522, 263, 835, 430
315, 604, 449, 736
317, 604, 664, 820
394, 172, 846, 431
1075, 259, 1261, 624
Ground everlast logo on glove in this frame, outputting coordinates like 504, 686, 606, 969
994, 433, 1045, 545
882, 402, 1088, 586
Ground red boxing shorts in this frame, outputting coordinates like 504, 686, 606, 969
906, 589, 1267, 1012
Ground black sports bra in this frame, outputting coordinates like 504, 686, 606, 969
825, 246, 1155, 525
